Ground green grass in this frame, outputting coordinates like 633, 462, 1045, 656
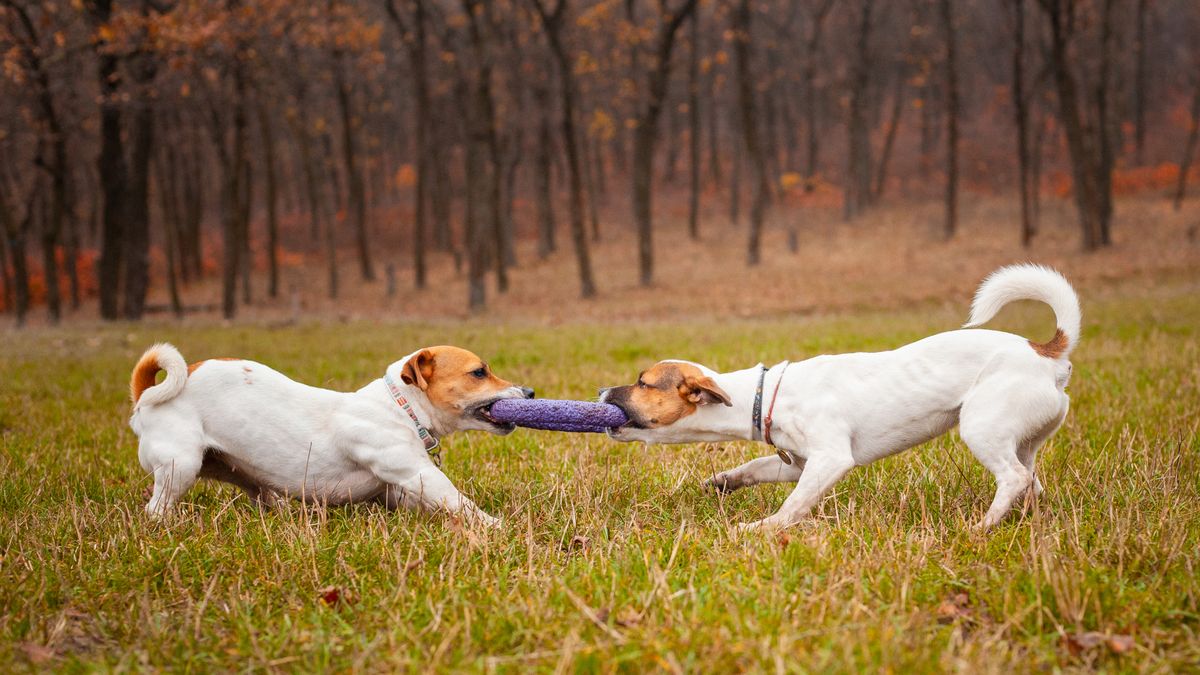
2, 283, 1199, 672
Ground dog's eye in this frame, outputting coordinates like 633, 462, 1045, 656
636, 380, 646, 388
471, 368, 487, 378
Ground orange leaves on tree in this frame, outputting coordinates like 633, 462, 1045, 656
394, 164, 416, 189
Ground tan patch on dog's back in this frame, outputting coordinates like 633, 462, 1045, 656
1029, 328, 1068, 358
187, 357, 242, 375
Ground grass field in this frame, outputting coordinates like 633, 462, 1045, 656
2, 276, 1199, 671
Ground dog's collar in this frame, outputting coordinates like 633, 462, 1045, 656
753, 361, 794, 464
383, 373, 441, 465
751, 365, 767, 441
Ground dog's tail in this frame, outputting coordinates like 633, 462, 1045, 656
963, 264, 1080, 359
130, 343, 188, 409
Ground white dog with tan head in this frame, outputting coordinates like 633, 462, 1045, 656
600, 264, 1079, 531
128, 345, 534, 528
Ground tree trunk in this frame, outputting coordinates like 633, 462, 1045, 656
322, 132, 341, 300
501, 130, 521, 268
257, 104, 280, 298
1039, 0, 1114, 251
733, 0, 768, 266
534, 84, 557, 258
9, 223, 31, 327
1133, 0, 1148, 165
844, 0, 873, 220
804, 0, 833, 187
219, 68, 247, 319
1, 187, 34, 326
384, 0, 432, 289
629, 0, 698, 286
291, 101, 325, 257
334, 55, 374, 282
729, 131, 741, 227
1011, 0, 1035, 247
1173, 78, 1200, 210
179, 144, 204, 279
687, 7, 701, 240
708, 68, 722, 185
92, 0, 127, 321
543, 7, 597, 298
582, 129, 601, 241
156, 147, 184, 318
873, 75, 904, 201
123, 57, 155, 320
940, 0, 959, 240
237, 155, 254, 305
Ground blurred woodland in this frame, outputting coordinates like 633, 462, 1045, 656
1, 0, 1199, 325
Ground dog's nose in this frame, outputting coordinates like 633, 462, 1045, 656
521, 387, 535, 399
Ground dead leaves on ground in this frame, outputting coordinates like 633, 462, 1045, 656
317, 585, 357, 608
1061, 630, 1136, 658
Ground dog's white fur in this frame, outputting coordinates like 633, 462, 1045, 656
129, 348, 529, 528
604, 264, 1079, 530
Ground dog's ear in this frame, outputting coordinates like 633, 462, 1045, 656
400, 349, 434, 390
682, 375, 732, 407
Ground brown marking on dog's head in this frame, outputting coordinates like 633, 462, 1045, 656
1029, 328, 1069, 358
603, 361, 731, 429
400, 346, 529, 429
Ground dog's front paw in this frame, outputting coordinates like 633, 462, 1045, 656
474, 513, 503, 530
735, 519, 775, 532
705, 473, 739, 494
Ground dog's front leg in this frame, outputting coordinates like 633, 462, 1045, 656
365, 454, 501, 529
707, 454, 806, 493
738, 439, 855, 531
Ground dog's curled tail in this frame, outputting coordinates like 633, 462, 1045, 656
130, 343, 188, 409
964, 264, 1080, 359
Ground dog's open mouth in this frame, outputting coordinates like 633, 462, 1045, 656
472, 400, 516, 431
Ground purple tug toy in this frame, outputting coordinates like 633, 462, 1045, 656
488, 398, 628, 433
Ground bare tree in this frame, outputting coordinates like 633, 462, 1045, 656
803, 0, 833, 187
630, 0, 699, 286
939, 0, 959, 240
844, 0, 874, 220
1174, 76, 1200, 210
1037, 0, 1118, 250
530, 0, 597, 298
384, 0, 431, 289
687, 6, 701, 240
732, 0, 769, 265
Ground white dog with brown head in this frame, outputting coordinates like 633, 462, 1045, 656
601, 265, 1079, 531
129, 345, 533, 528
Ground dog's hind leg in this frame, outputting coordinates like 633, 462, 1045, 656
143, 446, 204, 519
198, 450, 285, 509
1017, 396, 1069, 499
960, 381, 1063, 529
707, 454, 805, 493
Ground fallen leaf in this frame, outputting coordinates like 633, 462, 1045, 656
775, 531, 795, 547
1062, 631, 1106, 657
20, 643, 54, 665
318, 586, 355, 607
615, 607, 642, 627
935, 591, 971, 623
566, 535, 590, 552
594, 606, 610, 623
1107, 634, 1134, 653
